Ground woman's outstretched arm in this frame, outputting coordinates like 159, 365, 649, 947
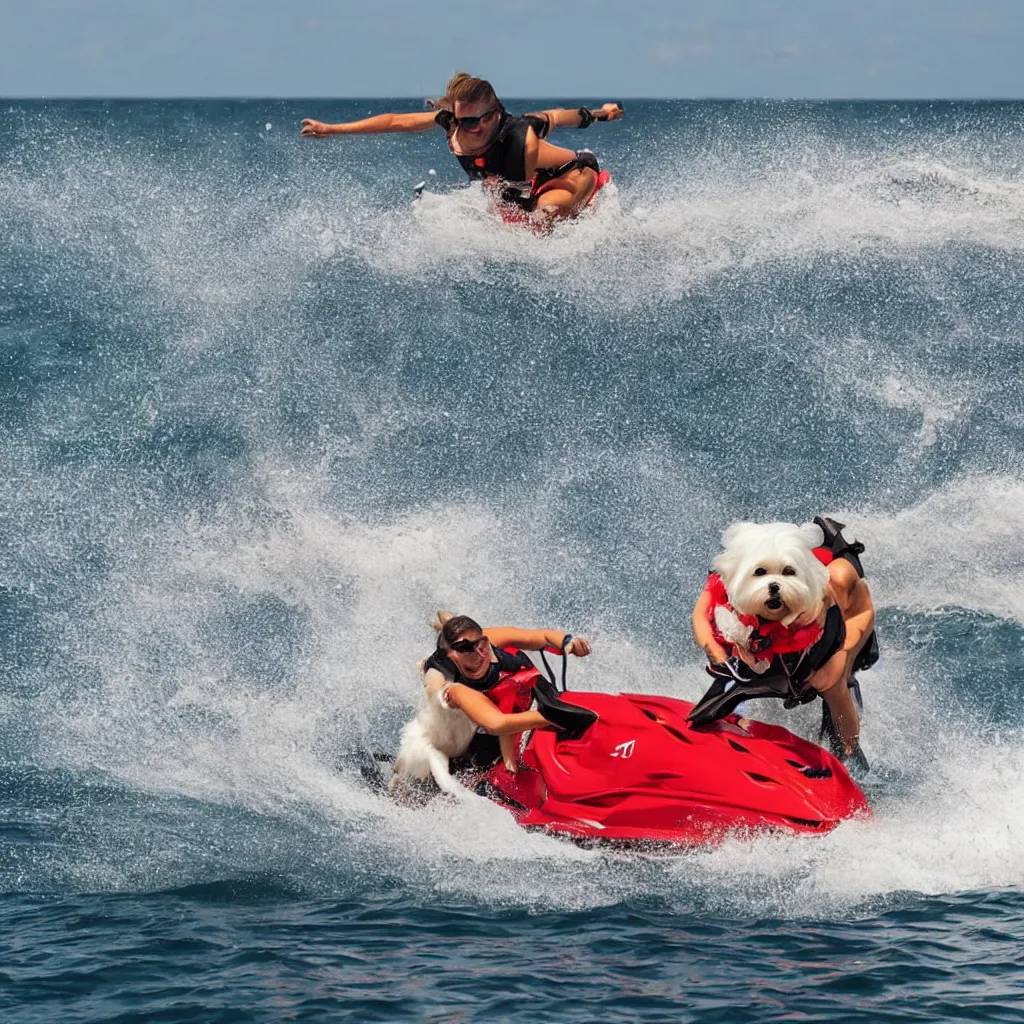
483, 626, 591, 657
523, 103, 624, 135
301, 110, 439, 137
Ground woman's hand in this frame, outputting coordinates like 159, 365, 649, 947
599, 103, 624, 121
300, 119, 332, 137
701, 638, 728, 665
808, 648, 850, 694
568, 637, 592, 657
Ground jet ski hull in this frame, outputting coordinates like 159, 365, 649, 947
476, 691, 869, 846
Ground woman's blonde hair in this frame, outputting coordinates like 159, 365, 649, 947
429, 610, 483, 647
441, 72, 501, 110
429, 610, 454, 632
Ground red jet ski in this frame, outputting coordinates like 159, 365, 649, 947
473, 680, 869, 847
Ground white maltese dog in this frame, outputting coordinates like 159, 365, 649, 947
711, 521, 830, 672
389, 661, 477, 801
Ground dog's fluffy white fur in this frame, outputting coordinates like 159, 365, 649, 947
712, 521, 830, 670
390, 664, 476, 799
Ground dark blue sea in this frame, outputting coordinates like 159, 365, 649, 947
2, 98, 1024, 1022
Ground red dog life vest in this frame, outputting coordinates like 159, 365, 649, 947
705, 548, 833, 658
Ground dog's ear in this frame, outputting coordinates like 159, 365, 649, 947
720, 521, 757, 549
797, 521, 825, 549
714, 521, 757, 584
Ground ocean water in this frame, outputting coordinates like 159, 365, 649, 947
2, 98, 1024, 1022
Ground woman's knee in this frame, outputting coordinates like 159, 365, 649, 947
534, 188, 576, 216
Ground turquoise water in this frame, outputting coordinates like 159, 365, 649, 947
2, 99, 1024, 1022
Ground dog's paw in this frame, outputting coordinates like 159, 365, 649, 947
713, 605, 752, 648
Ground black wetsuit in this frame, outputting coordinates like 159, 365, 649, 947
772, 515, 879, 694
814, 515, 879, 675
688, 517, 878, 729
447, 113, 549, 184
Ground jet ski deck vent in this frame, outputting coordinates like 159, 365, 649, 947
744, 772, 778, 785
641, 709, 693, 743
786, 759, 833, 779
578, 793, 623, 808
729, 740, 750, 753
660, 724, 692, 744
475, 781, 529, 811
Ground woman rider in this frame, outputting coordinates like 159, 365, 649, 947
300, 72, 624, 222
423, 612, 593, 772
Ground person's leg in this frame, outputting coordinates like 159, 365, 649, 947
499, 731, 523, 772
822, 608, 872, 750
818, 677, 860, 755
532, 168, 597, 219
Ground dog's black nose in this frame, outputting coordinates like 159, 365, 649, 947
768, 581, 780, 596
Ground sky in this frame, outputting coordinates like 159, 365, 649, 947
0, 0, 1022, 99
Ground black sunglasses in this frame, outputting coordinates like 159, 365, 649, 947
436, 108, 499, 132
449, 636, 489, 654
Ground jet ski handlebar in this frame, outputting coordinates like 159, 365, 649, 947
539, 634, 573, 693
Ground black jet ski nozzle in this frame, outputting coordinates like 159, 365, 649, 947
534, 676, 597, 740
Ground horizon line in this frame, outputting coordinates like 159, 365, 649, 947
3, 95, 1023, 103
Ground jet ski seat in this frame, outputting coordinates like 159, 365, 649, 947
533, 676, 598, 740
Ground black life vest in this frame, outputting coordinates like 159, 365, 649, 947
778, 603, 847, 688
444, 112, 544, 185
813, 516, 879, 673
754, 516, 878, 690
440, 110, 601, 210
422, 643, 540, 715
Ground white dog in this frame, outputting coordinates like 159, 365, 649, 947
389, 661, 477, 800
711, 521, 830, 672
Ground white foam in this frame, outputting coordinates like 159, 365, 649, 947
361, 152, 1024, 307
6, 132, 1022, 330
19, 462, 1018, 910
840, 475, 1024, 622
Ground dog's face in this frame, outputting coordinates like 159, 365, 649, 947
713, 521, 829, 625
